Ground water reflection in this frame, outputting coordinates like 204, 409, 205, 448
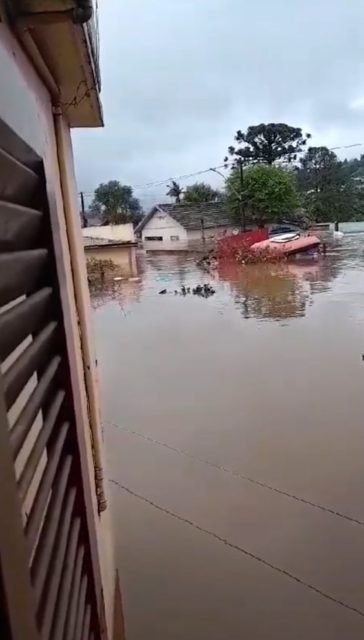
217, 250, 348, 321
89, 235, 364, 322
88, 250, 144, 310
219, 262, 308, 320
89, 277, 142, 310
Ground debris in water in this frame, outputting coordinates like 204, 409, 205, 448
196, 251, 218, 272
160, 284, 215, 298
193, 283, 215, 297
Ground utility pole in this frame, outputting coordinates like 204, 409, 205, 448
201, 217, 206, 244
210, 164, 246, 232
238, 158, 246, 232
80, 191, 87, 227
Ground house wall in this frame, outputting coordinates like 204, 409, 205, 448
84, 223, 135, 243
85, 245, 138, 279
142, 212, 188, 243
187, 226, 237, 241
142, 212, 237, 251
0, 23, 117, 638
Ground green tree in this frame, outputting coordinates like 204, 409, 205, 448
339, 155, 364, 220
297, 147, 363, 222
341, 154, 364, 180
298, 146, 339, 189
226, 123, 311, 166
227, 165, 300, 226
182, 182, 221, 204
90, 180, 142, 225
166, 180, 183, 203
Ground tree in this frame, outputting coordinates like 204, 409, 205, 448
166, 180, 183, 203
226, 165, 300, 226
295, 147, 364, 222
226, 123, 311, 166
341, 155, 364, 184
297, 147, 360, 222
298, 146, 339, 189
90, 180, 142, 225
182, 182, 221, 205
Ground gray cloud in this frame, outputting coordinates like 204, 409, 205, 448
73, 0, 364, 207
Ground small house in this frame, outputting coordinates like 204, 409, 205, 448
83, 224, 138, 278
136, 202, 238, 250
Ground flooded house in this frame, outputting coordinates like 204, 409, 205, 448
0, 1, 124, 638
136, 201, 238, 251
83, 223, 138, 278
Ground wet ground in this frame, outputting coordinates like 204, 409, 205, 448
91, 233, 364, 639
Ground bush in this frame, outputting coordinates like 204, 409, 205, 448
86, 257, 116, 282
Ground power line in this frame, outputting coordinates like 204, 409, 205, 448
78, 162, 231, 198
133, 163, 230, 190
79, 141, 364, 199
330, 142, 364, 150
110, 479, 364, 619
107, 420, 364, 527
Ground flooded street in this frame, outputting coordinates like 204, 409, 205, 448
92, 235, 364, 639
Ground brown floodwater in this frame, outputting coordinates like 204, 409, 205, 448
91, 235, 364, 640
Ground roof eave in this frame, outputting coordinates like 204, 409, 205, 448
135, 207, 157, 234
11, 0, 103, 127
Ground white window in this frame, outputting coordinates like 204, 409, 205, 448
170, 235, 180, 241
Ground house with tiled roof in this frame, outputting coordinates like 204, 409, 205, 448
135, 201, 238, 249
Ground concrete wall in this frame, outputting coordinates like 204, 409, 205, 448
0, 24, 118, 638
84, 223, 135, 243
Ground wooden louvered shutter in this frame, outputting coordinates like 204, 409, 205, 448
0, 125, 104, 639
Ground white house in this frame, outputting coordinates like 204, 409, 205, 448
136, 202, 238, 250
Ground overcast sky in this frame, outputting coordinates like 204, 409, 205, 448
72, 0, 364, 209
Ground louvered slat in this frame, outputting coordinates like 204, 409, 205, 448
31, 456, 72, 601
0, 287, 53, 361
73, 576, 88, 640
4, 321, 57, 409
10, 355, 61, 458
0, 200, 42, 251
51, 518, 81, 640
0, 147, 38, 205
39, 488, 77, 640
81, 605, 91, 640
25, 421, 69, 551
64, 545, 85, 640
0, 128, 103, 639
18, 390, 65, 502
67, 546, 85, 638
0, 249, 48, 306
